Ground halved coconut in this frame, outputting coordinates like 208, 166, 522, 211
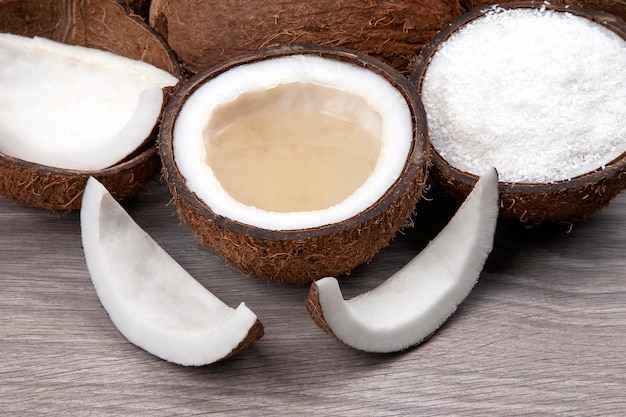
307, 168, 499, 353
410, 2, 626, 224
0, 0, 182, 211
149, 0, 465, 74
81, 177, 264, 366
159, 44, 429, 284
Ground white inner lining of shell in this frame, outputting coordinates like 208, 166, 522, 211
173, 55, 413, 231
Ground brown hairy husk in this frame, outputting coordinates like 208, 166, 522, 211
461, 0, 626, 22
0, 148, 161, 212
306, 282, 337, 339
169, 169, 425, 284
148, 0, 465, 75
126, 0, 152, 20
219, 319, 265, 363
429, 151, 626, 225
0, 0, 182, 211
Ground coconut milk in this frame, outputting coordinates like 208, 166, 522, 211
207, 108, 381, 212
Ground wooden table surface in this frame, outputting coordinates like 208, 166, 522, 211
1, 178, 624, 416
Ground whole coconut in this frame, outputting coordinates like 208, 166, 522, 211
149, 0, 465, 74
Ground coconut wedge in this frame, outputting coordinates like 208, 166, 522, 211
80, 177, 264, 366
306, 168, 499, 353
0, 33, 178, 171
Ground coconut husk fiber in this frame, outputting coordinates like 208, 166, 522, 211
149, 0, 465, 75
126, 0, 152, 20
461, 0, 626, 22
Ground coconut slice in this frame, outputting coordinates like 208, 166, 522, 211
306, 168, 499, 353
80, 177, 264, 366
0, 33, 178, 171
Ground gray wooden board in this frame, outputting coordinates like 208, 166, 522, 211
1, 179, 624, 416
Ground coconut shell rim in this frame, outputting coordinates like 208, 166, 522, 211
0, 143, 159, 178
159, 43, 430, 241
410, 1, 626, 198
430, 149, 626, 195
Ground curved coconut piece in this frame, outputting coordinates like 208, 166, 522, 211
0, 0, 182, 211
306, 168, 499, 353
0, 34, 178, 171
81, 177, 264, 366
159, 44, 430, 284
149, 0, 465, 74
410, 2, 626, 224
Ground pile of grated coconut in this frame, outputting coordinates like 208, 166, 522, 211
421, 6, 626, 183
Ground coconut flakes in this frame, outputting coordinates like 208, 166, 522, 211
421, 8, 626, 183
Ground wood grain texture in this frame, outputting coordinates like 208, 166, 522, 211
1, 179, 624, 416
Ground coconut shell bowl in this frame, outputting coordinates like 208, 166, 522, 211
410, 1, 626, 225
159, 44, 430, 284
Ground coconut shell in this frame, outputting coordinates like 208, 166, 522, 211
410, 2, 626, 224
126, 0, 152, 20
429, 152, 626, 224
159, 44, 430, 284
148, 0, 465, 75
306, 282, 337, 340
0, 0, 182, 211
0, 146, 162, 212
461, 0, 626, 22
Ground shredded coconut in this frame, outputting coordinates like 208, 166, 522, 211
421, 7, 626, 183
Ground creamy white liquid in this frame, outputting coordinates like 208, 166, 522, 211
206, 84, 381, 212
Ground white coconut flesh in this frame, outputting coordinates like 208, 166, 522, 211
0, 33, 178, 171
173, 55, 413, 231
310, 168, 499, 353
80, 177, 262, 366
420, 7, 626, 183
